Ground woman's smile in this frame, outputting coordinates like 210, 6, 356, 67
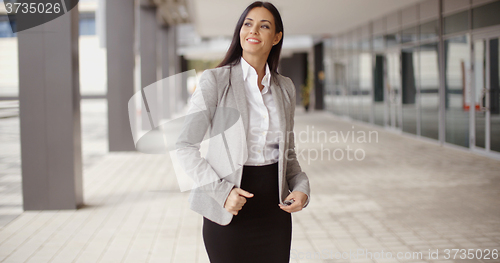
246, 37, 262, 44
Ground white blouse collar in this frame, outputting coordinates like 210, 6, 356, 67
240, 56, 271, 93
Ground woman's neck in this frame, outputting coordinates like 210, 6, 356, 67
242, 52, 267, 77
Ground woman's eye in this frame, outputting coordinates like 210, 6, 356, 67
262, 25, 270, 29
244, 22, 251, 26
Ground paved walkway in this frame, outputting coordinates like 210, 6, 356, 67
1, 100, 500, 263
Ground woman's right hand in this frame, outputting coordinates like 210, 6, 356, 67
224, 188, 254, 215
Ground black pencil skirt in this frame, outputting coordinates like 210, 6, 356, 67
202, 161, 292, 263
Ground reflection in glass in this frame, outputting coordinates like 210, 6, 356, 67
420, 19, 438, 41
333, 63, 347, 116
474, 39, 486, 148
490, 38, 500, 153
402, 26, 417, 44
373, 55, 385, 126
349, 44, 360, 120
360, 40, 372, 123
402, 47, 417, 134
386, 51, 401, 128
323, 40, 335, 113
472, 1, 500, 30
373, 36, 384, 52
385, 32, 400, 47
341, 40, 351, 117
444, 11, 469, 35
475, 38, 500, 153
420, 43, 440, 140
445, 35, 470, 147
0, 20, 17, 38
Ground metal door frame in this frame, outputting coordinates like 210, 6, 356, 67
470, 26, 500, 159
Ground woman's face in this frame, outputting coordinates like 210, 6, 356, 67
239, 7, 282, 59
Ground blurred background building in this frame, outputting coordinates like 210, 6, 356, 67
0, 0, 499, 210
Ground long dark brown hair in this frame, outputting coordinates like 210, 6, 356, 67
216, 1, 284, 74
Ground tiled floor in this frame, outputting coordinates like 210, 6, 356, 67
1, 100, 499, 262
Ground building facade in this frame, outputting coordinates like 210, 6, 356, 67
323, 0, 500, 159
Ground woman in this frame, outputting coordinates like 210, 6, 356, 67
176, 1, 311, 262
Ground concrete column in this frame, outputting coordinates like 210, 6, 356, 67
138, 5, 158, 129
106, 0, 136, 151
139, 6, 158, 89
159, 24, 181, 119
170, 25, 183, 115
168, 25, 180, 75
159, 25, 172, 119
18, 6, 83, 209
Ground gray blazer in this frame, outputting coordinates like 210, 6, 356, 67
175, 59, 310, 226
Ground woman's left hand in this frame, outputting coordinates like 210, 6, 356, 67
278, 191, 308, 213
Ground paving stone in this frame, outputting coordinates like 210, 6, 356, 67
1, 104, 499, 262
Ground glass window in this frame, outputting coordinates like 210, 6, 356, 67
419, 42, 440, 140
332, 43, 339, 59
386, 51, 401, 128
492, 38, 500, 153
361, 39, 370, 51
79, 13, 96, 36
476, 38, 500, 153
349, 42, 361, 120
0, 17, 18, 97
373, 35, 384, 52
0, 15, 16, 38
402, 47, 417, 135
373, 55, 385, 126
445, 35, 470, 147
420, 19, 438, 41
444, 11, 469, 35
373, 55, 384, 103
323, 40, 335, 113
79, 18, 96, 36
474, 39, 486, 149
333, 63, 347, 116
385, 32, 400, 47
472, 1, 500, 29
360, 39, 372, 123
372, 35, 385, 126
401, 26, 417, 44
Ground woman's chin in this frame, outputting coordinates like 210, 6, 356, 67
242, 48, 266, 57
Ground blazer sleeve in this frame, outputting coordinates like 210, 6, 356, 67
284, 77, 311, 208
175, 69, 235, 209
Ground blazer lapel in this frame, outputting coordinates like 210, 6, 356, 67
270, 74, 287, 193
229, 62, 250, 137
269, 76, 286, 147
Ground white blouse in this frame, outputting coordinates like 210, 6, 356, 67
240, 56, 281, 166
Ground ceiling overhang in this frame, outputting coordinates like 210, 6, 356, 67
186, 0, 425, 38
